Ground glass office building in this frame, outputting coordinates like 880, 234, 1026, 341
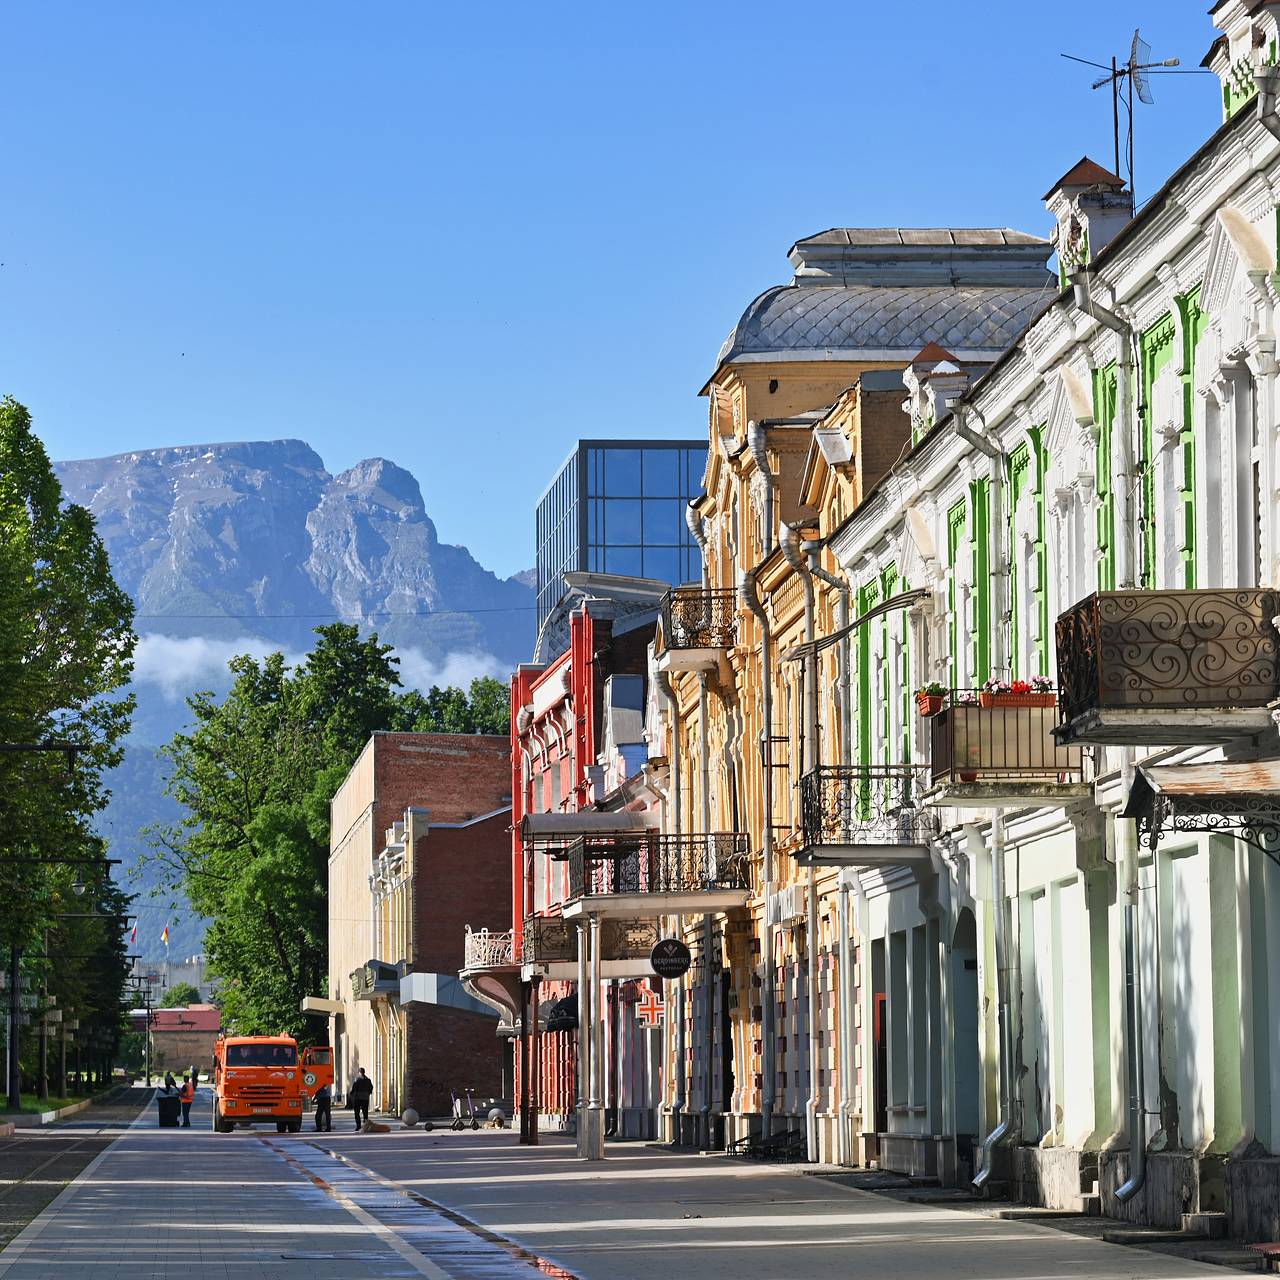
535, 440, 707, 630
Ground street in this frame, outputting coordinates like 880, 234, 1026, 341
0, 1089, 1246, 1279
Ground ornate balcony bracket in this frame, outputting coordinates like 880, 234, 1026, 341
1122, 761, 1280, 867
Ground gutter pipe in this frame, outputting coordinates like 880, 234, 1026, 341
698, 670, 714, 1151
1255, 64, 1280, 142
686, 504, 711, 586
1115, 751, 1148, 1203
654, 667, 686, 1142
973, 815, 1013, 1188
740, 565, 777, 1138
781, 523, 822, 1163
1068, 269, 1140, 590
746, 421, 774, 553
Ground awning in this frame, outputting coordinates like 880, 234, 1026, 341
1122, 760, 1280, 862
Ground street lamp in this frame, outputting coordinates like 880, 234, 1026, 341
71, 874, 86, 897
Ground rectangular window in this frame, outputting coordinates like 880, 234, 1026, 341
642, 448, 682, 497
643, 497, 685, 543
604, 449, 643, 497
605, 498, 642, 545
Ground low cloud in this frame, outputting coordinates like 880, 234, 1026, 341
133, 633, 508, 702
132, 633, 304, 701
393, 646, 508, 693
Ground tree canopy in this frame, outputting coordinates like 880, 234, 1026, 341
152, 625, 509, 1039
160, 981, 202, 1008
0, 398, 137, 1098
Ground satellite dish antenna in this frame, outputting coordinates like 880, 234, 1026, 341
1062, 28, 1183, 206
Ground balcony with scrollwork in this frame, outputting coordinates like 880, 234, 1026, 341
658, 587, 738, 672
796, 765, 937, 868
559, 831, 752, 919
462, 927, 516, 972
1053, 589, 1280, 746
924, 690, 1089, 808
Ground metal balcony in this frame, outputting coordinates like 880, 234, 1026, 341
659, 588, 738, 670
462, 927, 516, 972
797, 766, 937, 867
520, 915, 577, 965
1054, 588, 1280, 746
925, 691, 1088, 808
561, 832, 751, 919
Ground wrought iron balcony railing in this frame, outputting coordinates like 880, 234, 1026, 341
521, 915, 577, 965
661, 587, 738, 650
1056, 588, 1280, 726
566, 832, 751, 899
462, 927, 515, 970
929, 690, 1084, 787
800, 765, 937, 850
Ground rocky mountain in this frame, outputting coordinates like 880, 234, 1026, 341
56, 439, 534, 663
54, 439, 535, 962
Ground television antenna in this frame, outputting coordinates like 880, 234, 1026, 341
1062, 30, 1190, 205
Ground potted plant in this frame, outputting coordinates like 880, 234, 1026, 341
978, 677, 1011, 708
1026, 674, 1057, 707
914, 681, 947, 717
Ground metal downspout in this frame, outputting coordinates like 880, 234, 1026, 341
973, 815, 1013, 1188
805, 544, 854, 1164
740, 566, 776, 1137
782, 524, 821, 1162
655, 668, 686, 1142
1115, 751, 1148, 1202
1255, 65, 1280, 141
698, 670, 714, 1150
686, 505, 711, 585
1069, 269, 1139, 589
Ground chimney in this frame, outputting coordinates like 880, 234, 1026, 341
1044, 158, 1133, 283
902, 343, 970, 437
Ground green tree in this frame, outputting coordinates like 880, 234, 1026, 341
398, 676, 510, 735
160, 981, 201, 1008
0, 398, 136, 1103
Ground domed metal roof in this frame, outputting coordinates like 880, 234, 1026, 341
716, 283, 1050, 366
712, 227, 1055, 374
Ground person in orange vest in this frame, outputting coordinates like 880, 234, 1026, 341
179, 1074, 195, 1127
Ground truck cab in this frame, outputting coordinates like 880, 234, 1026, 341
212, 1035, 334, 1133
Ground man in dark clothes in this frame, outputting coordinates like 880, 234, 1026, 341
348, 1067, 373, 1130
314, 1083, 332, 1132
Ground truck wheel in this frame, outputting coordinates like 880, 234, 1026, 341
213, 1104, 232, 1134
287, 1120, 301, 1133
276, 1122, 287, 1133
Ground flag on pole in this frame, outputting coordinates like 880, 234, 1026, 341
129, 920, 137, 945
161, 924, 169, 947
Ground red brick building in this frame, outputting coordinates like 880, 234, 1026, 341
322, 733, 512, 1118
138, 1004, 222, 1075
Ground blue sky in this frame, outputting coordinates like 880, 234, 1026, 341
1, 3, 1219, 578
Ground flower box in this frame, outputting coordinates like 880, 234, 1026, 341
978, 691, 1057, 709
916, 693, 945, 717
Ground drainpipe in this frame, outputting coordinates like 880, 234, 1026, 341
740, 566, 777, 1137
686, 504, 710, 586
655, 667, 686, 1142
1115, 752, 1148, 1202
973, 814, 1013, 1188
698, 670, 715, 1150
1069, 269, 1139, 589
747, 421, 775, 553
1256, 64, 1280, 141
781, 523, 822, 1163
836, 876, 852, 1166
804, 545, 852, 770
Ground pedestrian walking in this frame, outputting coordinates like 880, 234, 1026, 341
179, 1075, 195, 1127
314, 1083, 332, 1132
348, 1068, 372, 1131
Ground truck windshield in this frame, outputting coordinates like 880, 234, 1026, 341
226, 1044, 297, 1067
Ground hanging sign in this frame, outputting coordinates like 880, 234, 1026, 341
635, 983, 666, 1027
649, 937, 692, 980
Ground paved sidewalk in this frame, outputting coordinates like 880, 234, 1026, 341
320, 1129, 1242, 1280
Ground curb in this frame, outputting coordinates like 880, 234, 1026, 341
3, 1085, 127, 1129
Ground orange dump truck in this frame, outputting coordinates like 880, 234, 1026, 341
211, 1034, 333, 1133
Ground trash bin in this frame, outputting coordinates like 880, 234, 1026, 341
156, 1093, 181, 1127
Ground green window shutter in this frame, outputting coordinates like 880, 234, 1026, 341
1177, 288, 1205, 588
946, 499, 967, 685
970, 480, 991, 683
1139, 313, 1177, 588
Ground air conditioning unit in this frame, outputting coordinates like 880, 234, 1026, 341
766, 883, 806, 927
